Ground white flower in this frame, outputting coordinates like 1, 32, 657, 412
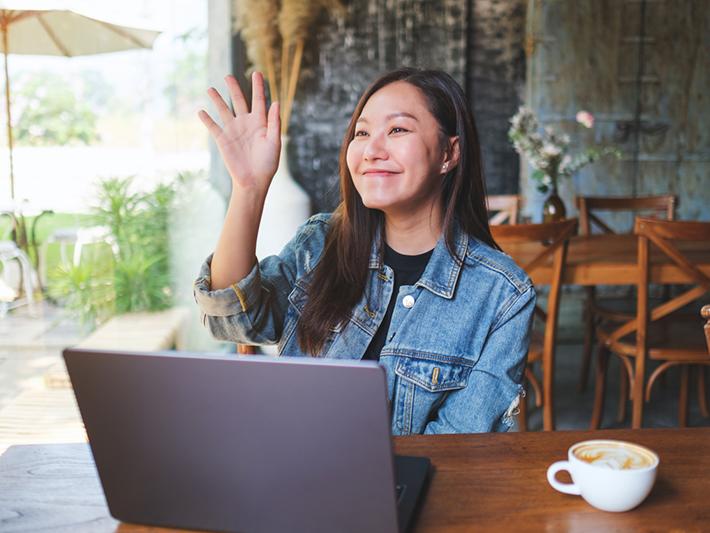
559, 155, 572, 173
542, 143, 561, 158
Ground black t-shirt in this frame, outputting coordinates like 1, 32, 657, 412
363, 244, 433, 361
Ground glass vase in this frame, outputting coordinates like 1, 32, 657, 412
542, 183, 566, 223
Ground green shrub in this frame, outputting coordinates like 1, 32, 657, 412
48, 176, 177, 328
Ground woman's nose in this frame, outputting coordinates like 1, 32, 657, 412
363, 132, 388, 161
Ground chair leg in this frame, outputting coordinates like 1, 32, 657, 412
579, 287, 596, 392
698, 366, 709, 419
679, 365, 690, 428
590, 344, 609, 430
237, 344, 257, 355
617, 361, 629, 424
525, 366, 543, 408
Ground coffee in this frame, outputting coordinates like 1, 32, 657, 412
548, 439, 660, 512
573, 441, 656, 470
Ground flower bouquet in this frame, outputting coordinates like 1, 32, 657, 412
508, 107, 619, 222
508, 107, 618, 194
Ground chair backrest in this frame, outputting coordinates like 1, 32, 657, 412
576, 195, 676, 235
492, 218, 578, 362
487, 195, 520, 225
608, 217, 710, 345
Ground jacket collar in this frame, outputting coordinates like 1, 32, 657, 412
368, 219, 469, 299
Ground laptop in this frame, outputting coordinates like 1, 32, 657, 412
63, 348, 431, 533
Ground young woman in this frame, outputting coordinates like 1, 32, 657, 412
194, 68, 535, 434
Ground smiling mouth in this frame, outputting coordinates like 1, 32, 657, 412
362, 170, 401, 176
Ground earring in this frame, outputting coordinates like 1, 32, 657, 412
442, 163, 448, 171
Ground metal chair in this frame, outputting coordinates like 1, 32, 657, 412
0, 240, 36, 317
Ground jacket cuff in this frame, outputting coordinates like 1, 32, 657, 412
193, 253, 261, 317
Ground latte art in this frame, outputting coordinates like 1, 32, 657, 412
573, 442, 656, 470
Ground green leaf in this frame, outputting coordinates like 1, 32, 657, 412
532, 169, 546, 183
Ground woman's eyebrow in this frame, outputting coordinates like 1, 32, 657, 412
356, 112, 419, 123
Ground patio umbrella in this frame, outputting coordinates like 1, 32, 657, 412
0, 1, 161, 199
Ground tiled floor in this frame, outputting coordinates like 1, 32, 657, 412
0, 294, 708, 450
0, 302, 86, 452
0, 303, 83, 411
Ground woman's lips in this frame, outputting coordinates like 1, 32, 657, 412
362, 170, 400, 177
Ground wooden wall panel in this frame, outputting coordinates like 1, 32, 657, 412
522, 0, 710, 222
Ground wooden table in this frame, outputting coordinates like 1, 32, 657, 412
503, 233, 710, 286
1, 428, 708, 532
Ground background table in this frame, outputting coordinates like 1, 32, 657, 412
1, 427, 708, 532
503, 233, 710, 286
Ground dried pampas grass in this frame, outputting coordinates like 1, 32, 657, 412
233, 0, 279, 100
234, 0, 344, 135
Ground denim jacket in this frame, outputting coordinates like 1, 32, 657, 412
194, 213, 535, 435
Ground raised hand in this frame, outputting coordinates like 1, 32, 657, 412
198, 71, 280, 194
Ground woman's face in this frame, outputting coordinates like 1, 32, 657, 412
346, 81, 452, 219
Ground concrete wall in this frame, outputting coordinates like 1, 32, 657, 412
284, 0, 470, 212
468, 0, 527, 196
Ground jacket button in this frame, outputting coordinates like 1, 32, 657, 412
402, 295, 415, 308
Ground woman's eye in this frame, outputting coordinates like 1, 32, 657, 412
354, 130, 368, 137
390, 127, 408, 134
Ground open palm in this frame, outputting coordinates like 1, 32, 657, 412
199, 72, 280, 192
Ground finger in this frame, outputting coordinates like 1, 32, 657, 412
207, 87, 233, 124
251, 71, 266, 124
225, 74, 249, 115
198, 109, 222, 138
266, 101, 281, 145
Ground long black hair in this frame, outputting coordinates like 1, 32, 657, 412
297, 68, 498, 355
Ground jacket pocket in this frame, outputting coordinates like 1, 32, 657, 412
392, 353, 473, 434
395, 355, 473, 393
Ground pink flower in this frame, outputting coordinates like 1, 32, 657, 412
576, 110, 595, 129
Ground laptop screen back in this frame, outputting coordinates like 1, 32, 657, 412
64, 349, 400, 533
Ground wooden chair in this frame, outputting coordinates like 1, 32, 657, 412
492, 218, 578, 431
237, 344, 257, 355
576, 195, 676, 393
704, 305, 710, 354
487, 195, 520, 225
591, 218, 710, 429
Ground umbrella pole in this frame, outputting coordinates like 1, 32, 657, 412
2, 20, 15, 200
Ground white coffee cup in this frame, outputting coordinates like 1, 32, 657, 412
546, 439, 659, 512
